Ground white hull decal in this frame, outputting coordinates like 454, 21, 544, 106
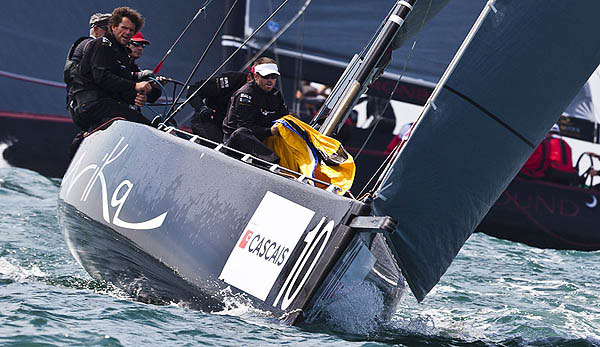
65, 137, 168, 230
219, 192, 316, 301
274, 217, 334, 310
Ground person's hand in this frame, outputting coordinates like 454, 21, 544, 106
585, 151, 600, 159
135, 81, 152, 94
133, 69, 155, 81
134, 92, 147, 107
271, 124, 280, 136
590, 169, 600, 177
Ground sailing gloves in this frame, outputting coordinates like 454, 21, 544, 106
133, 69, 155, 81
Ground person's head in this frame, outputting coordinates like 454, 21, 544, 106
89, 13, 110, 38
128, 31, 149, 61
251, 57, 279, 93
548, 123, 560, 137
109, 7, 144, 46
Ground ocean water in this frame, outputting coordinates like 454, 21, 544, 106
1, 166, 599, 346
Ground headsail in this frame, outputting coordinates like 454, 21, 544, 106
372, 0, 600, 301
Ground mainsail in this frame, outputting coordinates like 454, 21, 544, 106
372, 0, 600, 301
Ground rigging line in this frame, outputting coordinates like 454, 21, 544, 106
164, 0, 240, 119
292, 11, 306, 115
267, 0, 285, 97
443, 84, 534, 148
239, 0, 313, 73
357, 0, 434, 197
165, 0, 293, 124
153, 0, 213, 74
354, 1, 433, 161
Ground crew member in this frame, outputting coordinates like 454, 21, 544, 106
519, 123, 580, 185
187, 71, 250, 142
519, 139, 548, 179
545, 123, 579, 185
70, 6, 153, 133
128, 31, 162, 107
222, 57, 289, 163
64, 12, 111, 128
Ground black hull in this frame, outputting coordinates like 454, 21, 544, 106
477, 177, 600, 251
0, 112, 78, 177
58, 201, 224, 311
57, 121, 405, 324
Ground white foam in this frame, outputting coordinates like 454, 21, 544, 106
0, 257, 46, 282
214, 286, 272, 320
318, 281, 387, 335
0, 141, 12, 168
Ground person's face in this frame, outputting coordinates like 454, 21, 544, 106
112, 17, 136, 46
254, 73, 278, 93
128, 41, 145, 60
92, 25, 107, 39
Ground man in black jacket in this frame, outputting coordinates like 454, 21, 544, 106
187, 71, 249, 142
70, 6, 152, 132
64, 12, 111, 129
222, 57, 288, 163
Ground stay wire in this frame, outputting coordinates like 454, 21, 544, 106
165, 0, 293, 125
357, 0, 433, 198
153, 0, 213, 74
292, 11, 306, 115
239, 0, 312, 73
164, 0, 240, 119
266, 0, 284, 95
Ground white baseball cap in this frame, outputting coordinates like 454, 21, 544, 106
253, 63, 280, 77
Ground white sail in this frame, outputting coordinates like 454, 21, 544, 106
372, 0, 600, 301
564, 65, 600, 123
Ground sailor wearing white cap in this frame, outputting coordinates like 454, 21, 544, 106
222, 57, 289, 163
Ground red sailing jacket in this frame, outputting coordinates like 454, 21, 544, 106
546, 136, 576, 173
519, 140, 549, 178
519, 136, 576, 178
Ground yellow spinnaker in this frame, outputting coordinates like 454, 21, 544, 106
265, 115, 355, 194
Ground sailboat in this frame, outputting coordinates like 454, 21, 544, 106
57, 0, 600, 325
475, 65, 600, 251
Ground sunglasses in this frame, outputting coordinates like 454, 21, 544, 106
260, 74, 279, 80
130, 41, 148, 48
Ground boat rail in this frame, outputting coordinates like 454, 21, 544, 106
159, 125, 353, 198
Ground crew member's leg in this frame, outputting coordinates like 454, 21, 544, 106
191, 106, 224, 142
85, 99, 151, 130
225, 127, 279, 164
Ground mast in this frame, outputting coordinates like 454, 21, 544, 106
222, 0, 247, 71
316, 0, 417, 136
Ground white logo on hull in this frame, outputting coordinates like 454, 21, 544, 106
64, 137, 167, 230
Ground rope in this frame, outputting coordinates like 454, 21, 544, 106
164, 0, 240, 119
239, 0, 312, 72
153, 0, 213, 74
